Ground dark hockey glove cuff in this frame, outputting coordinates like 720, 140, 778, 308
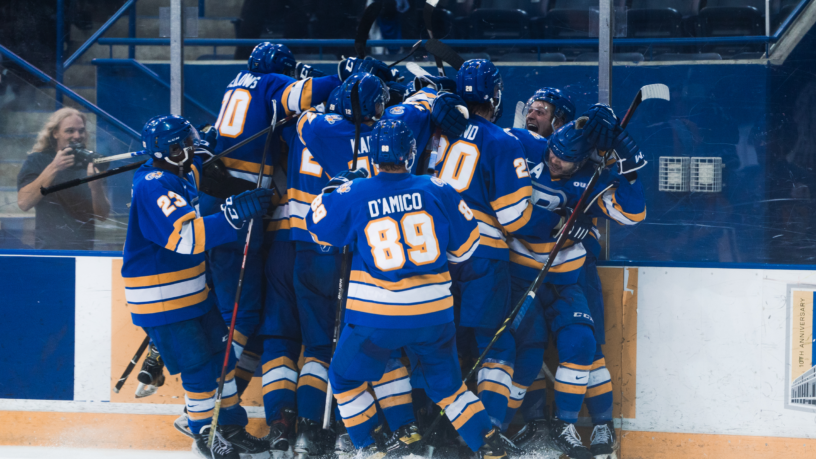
431, 92, 469, 138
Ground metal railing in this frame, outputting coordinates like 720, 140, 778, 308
0, 45, 140, 141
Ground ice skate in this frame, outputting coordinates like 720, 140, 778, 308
355, 443, 386, 459
510, 419, 549, 451
294, 417, 333, 458
220, 424, 270, 455
548, 417, 592, 459
193, 426, 240, 459
476, 427, 507, 459
135, 343, 165, 398
589, 421, 618, 459
335, 421, 355, 459
174, 410, 194, 438
383, 423, 422, 458
266, 409, 297, 454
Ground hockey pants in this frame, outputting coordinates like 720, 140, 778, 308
142, 304, 247, 434
329, 323, 493, 452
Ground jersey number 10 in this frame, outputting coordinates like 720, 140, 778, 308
215, 89, 252, 138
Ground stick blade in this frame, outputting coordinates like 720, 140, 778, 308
425, 38, 465, 70
406, 62, 432, 79
640, 84, 670, 101
513, 101, 525, 129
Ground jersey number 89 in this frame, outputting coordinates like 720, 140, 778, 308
365, 212, 440, 271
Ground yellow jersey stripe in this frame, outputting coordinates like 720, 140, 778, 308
347, 297, 452, 317
449, 227, 480, 257
490, 186, 532, 211
128, 287, 209, 315
124, 261, 206, 288
221, 157, 274, 176
349, 270, 451, 291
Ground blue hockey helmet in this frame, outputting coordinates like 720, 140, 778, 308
526, 87, 576, 123
548, 119, 594, 164
340, 72, 389, 121
456, 59, 502, 121
141, 114, 200, 166
248, 42, 296, 75
326, 86, 343, 114
369, 119, 416, 169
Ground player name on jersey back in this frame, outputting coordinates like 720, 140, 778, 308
367, 192, 423, 217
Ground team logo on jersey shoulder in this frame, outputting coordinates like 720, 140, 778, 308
530, 131, 543, 139
325, 114, 343, 124
337, 181, 353, 194
389, 106, 405, 115
431, 177, 445, 187
145, 171, 163, 180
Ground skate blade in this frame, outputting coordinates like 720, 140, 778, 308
593, 453, 618, 459
134, 382, 158, 398
173, 414, 194, 439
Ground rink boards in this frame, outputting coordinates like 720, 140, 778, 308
1, 253, 816, 457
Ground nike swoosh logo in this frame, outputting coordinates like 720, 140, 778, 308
576, 376, 587, 380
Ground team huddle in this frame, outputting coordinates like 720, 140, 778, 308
121, 43, 647, 459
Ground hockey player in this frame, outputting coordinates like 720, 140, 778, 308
200, 42, 344, 398
306, 119, 509, 459
507, 115, 646, 459
523, 87, 576, 139
432, 60, 561, 447
122, 115, 274, 459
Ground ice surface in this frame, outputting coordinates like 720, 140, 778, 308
0, 446, 195, 459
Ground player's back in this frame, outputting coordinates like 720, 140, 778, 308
297, 110, 376, 176
307, 172, 480, 329
435, 115, 532, 260
213, 70, 296, 186
507, 127, 549, 166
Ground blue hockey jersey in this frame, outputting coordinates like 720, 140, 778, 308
122, 156, 238, 327
213, 70, 341, 187
434, 115, 560, 261
507, 127, 549, 166
306, 173, 480, 329
507, 160, 646, 282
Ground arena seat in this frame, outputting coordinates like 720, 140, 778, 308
652, 52, 723, 60
627, 0, 702, 38
574, 52, 646, 62
698, 0, 775, 37
469, 1, 532, 40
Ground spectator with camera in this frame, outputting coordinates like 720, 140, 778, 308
17, 107, 110, 250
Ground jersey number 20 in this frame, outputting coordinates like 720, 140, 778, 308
365, 213, 440, 271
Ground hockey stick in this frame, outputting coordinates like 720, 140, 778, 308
41, 116, 294, 196
94, 150, 147, 164
355, 0, 384, 58
418, 84, 668, 448
424, 38, 465, 72
113, 334, 150, 393
388, 40, 422, 68
322, 81, 363, 430
208, 103, 279, 449
423, 1, 446, 77
513, 101, 525, 129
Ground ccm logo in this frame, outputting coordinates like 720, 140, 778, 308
573, 312, 594, 322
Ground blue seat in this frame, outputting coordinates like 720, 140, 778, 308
469, 8, 531, 39
698, 0, 774, 37
652, 52, 723, 61
626, 0, 702, 38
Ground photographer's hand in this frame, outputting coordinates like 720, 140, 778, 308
18, 147, 76, 211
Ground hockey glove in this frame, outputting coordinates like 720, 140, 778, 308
582, 103, 620, 152
222, 188, 276, 229
432, 92, 470, 138
387, 81, 413, 104
339, 56, 394, 82
196, 124, 218, 155
413, 74, 457, 93
322, 168, 369, 194
611, 129, 647, 176
294, 62, 327, 80
552, 207, 593, 242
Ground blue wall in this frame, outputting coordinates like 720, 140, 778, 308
95, 54, 815, 266
0, 257, 75, 399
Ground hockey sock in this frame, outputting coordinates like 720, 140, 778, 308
261, 339, 299, 425
474, 329, 515, 427
503, 331, 545, 429
297, 356, 330, 422
235, 349, 260, 396
371, 359, 414, 431
584, 345, 613, 424
520, 366, 548, 423
334, 382, 381, 448
553, 324, 596, 423
435, 383, 493, 452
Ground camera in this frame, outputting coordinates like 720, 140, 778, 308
69, 142, 102, 169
